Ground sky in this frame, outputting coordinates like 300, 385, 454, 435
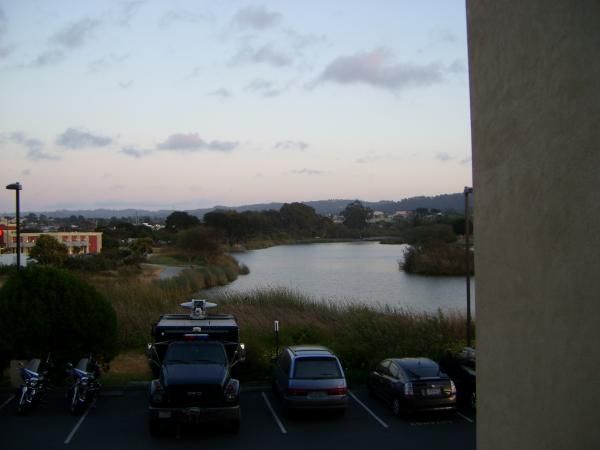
0, 0, 472, 212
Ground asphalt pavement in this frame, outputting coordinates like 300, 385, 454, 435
0, 385, 475, 450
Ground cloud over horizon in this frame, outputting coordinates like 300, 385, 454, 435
233, 6, 282, 31
231, 43, 292, 67
7, 132, 60, 161
50, 18, 100, 49
315, 48, 444, 91
157, 133, 238, 152
274, 140, 308, 151
55, 127, 113, 149
290, 168, 323, 175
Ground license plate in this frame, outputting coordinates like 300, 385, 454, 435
426, 388, 441, 396
187, 407, 203, 416
308, 391, 326, 398
158, 411, 171, 419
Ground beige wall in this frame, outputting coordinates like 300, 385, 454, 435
467, 1, 600, 449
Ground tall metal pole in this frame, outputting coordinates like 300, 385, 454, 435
464, 186, 473, 347
15, 188, 20, 270
6, 182, 22, 271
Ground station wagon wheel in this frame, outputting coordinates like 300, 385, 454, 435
392, 398, 401, 416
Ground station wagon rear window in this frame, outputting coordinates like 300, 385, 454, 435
293, 357, 342, 379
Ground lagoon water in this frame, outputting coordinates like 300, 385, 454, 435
205, 242, 475, 314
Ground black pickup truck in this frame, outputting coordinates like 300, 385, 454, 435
147, 300, 245, 434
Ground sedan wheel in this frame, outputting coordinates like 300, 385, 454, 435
392, 398, 401, 416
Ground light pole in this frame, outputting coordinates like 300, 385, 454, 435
464, 186, 473, 347
6, 182, 22, 271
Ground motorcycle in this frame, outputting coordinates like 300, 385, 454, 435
66, 356, 101, 415
16, 356, 51, 415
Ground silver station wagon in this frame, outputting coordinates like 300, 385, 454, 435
273, 346, 348, 414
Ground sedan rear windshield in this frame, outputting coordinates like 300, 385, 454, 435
293, 357, 342, 379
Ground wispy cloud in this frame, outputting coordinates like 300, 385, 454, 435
50, 18, 100, 49
27, 49, 65, 67
231, 43, 292, 67
355, 152, 399, 164
7, 132, 59, 160
88, 53, 129, 73
118, 0, 146, 27
290, 168, 323, 175
245, 78, 291, 97
314, 48, 444, 91
121, 146, 153, 158
429, 28, 458, 44
274, 141, 308, 151
55, 127, 113, 149
119, 80, 133, 89
233, 6, 282, 31
160, 10, 209, 27
435, 152, 454, 162
0, 6, 14, 59
157, 133, 238, 152
207, 88, 232, 98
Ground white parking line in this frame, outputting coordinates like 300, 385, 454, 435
457, 412, 474, 423
64, 399, 96, 444
348, 391, 389, 428
261, 392, 287, 434
0, 394, 15, 410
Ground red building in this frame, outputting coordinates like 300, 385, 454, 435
0, 225, 102, 256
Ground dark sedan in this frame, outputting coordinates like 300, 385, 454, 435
367, 357, 456, 416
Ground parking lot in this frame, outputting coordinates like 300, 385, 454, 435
0, 385, 475, 450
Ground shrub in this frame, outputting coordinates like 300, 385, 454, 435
0, 266, 118, 375
29, 235, 69, 267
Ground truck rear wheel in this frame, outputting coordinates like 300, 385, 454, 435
149, 417, 161, 436
227, 417, 240, 433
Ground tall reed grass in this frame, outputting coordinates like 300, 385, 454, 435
90, 265, 474, 381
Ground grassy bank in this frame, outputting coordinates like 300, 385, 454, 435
85, 254, 242, 349
402, 243, 474, 276
213, 288, 472, 382
89, 266, 473, 382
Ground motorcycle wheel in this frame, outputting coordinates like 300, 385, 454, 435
16, 387, 28, 415
70, 386, 84, 415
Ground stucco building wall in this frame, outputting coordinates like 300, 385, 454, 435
467, 1, 600, 449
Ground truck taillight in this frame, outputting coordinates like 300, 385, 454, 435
404, 382, 414, 397
327, 387, 347, 396
224, 379, 238, 402
151, 380, 164, 404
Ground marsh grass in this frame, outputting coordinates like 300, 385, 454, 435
90, 269, 473, 382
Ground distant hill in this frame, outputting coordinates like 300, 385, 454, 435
27, 193, 466, 219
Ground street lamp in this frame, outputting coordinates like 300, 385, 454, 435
6, 182, 22, 271
464, 186, 473, 347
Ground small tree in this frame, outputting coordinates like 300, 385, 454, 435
165, 211, 200, 231
175, 226, 222, 264
0, 266, 118, 375
342, 200, 373, 230
29, 234, 69, 267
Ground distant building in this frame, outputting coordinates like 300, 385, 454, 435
0, 225, 102, 256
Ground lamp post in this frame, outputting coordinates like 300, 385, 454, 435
464, 186, 473, 347
6, 182, 22, 271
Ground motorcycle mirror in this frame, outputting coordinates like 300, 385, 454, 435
66, 362, 73, 369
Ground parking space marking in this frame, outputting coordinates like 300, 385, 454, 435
348, 391, 388, 429
0, 394, 15, 410
457, 412, 474, 423
63, 399, 96, 444
261, 392, 287, 434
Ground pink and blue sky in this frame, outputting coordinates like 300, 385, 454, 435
0, 1, 471, 212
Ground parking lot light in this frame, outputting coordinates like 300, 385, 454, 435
5, 182, 22, 271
